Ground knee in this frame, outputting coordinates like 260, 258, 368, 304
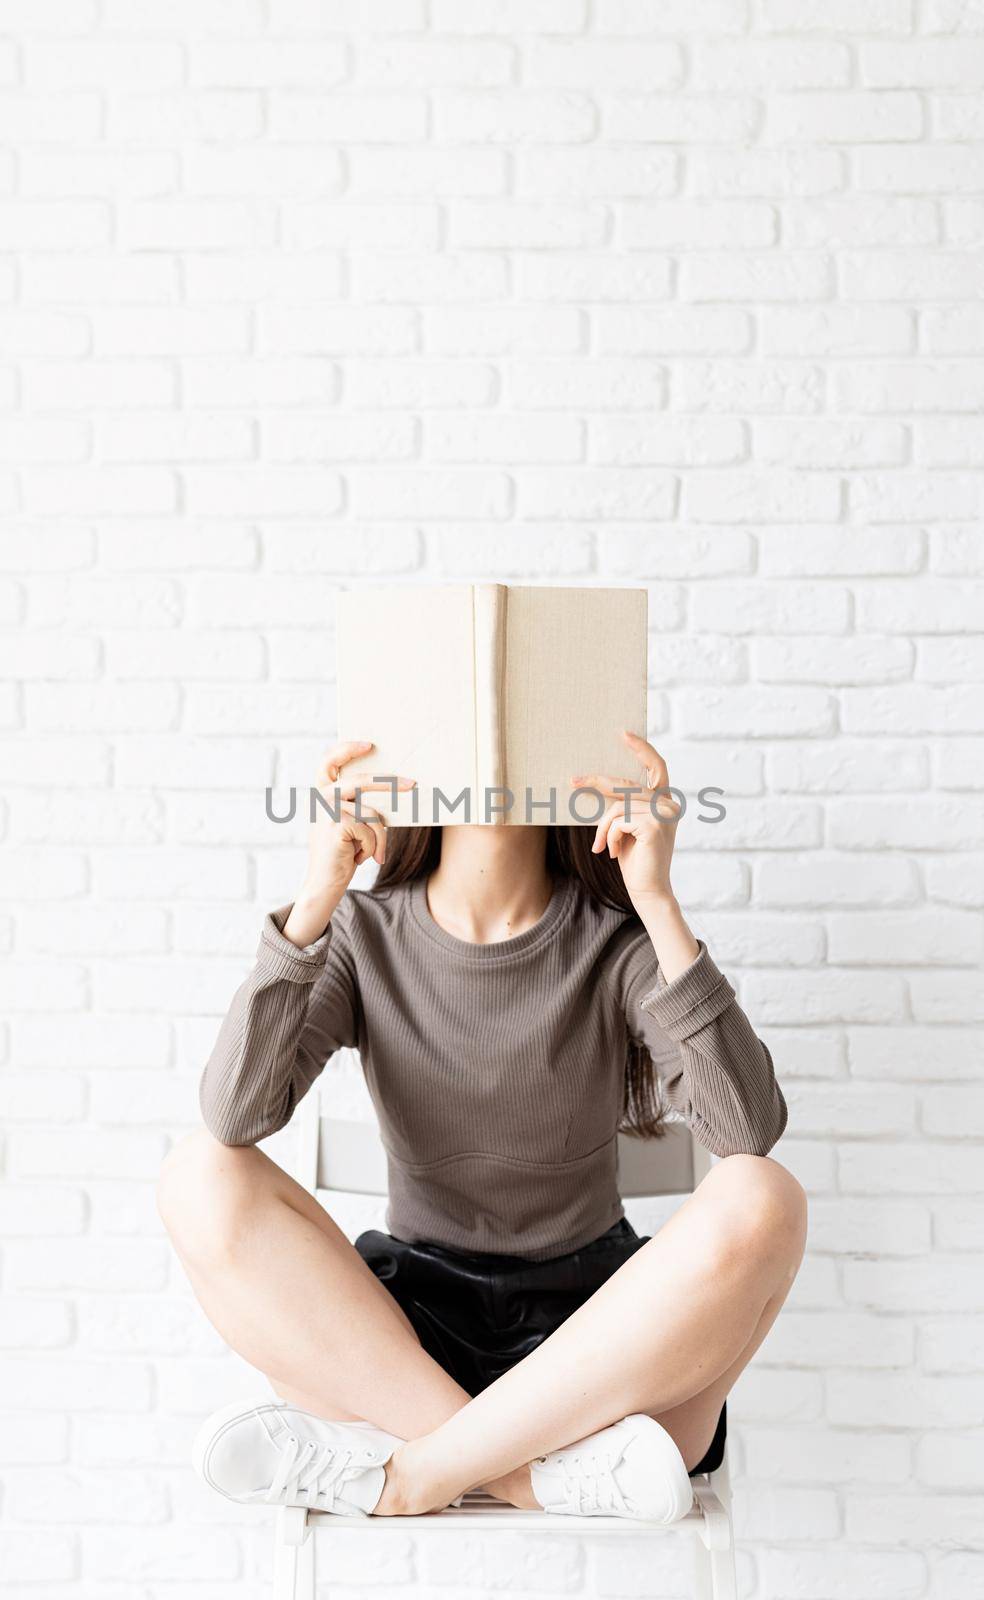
157, 1128, 261, 1267
702, 1154, 807, 1270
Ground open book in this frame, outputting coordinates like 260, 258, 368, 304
335, 584, 648, 826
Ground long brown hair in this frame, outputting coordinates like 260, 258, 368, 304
372, 826, 664, 1139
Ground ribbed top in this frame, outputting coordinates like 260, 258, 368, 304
200, 875, 787, 1260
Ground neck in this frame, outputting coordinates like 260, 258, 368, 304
425, 826, 553, 944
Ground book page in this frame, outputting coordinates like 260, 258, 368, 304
501, 587, 648, 826
335, 586, 476, 826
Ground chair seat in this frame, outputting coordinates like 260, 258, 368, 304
302, 1484, 724, 1544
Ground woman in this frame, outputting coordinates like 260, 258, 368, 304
158, 731, 806, 1523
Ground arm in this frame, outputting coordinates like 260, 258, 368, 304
578, 729, 786, 1158
619, 925, 787, 1158
199, 903, 359, 1147
200, 736, 416, 1147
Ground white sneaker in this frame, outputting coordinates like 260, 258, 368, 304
192, 1398, 404, 1517
530, 1413, 693, 1523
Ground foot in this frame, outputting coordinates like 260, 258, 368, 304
530, 1414, 694, 1523
192, 1398, 404, 1517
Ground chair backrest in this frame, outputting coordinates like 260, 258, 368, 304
302, 1106, 711, 1201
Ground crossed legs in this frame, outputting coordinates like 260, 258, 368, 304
158, 1131, 806, 1515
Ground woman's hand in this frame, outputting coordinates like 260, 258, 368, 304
572, 731, 699, 981
283, 741, 415, 949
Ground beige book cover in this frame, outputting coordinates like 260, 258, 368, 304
335, 584, 648, 826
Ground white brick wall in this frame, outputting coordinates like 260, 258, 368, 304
1, 2, 981, 1596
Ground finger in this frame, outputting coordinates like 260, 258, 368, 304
335, 774, 416, 801
608, 818, 633, 859
621, 730, 669, 792
591, 798, 632, 855
319, 740, 375, 783
345, 817, 385, 867
573, 773, 647, 799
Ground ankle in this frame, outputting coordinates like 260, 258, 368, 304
483, 1464, 538, 1511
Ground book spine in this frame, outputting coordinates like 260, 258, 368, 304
472, 583, 507, 820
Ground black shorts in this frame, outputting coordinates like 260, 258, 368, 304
354, 1215, 726, 1476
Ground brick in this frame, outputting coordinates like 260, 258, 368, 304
856, 142, 984, 191
857, 582, 984, 630
784, 1082, 917, 1137
847, 1491, 984, 1550
921, 1317, 984, 1375
426, 305, 581, 355
526, 38, 683, 88
808, 1197, 931, 1256
0, 1292, 73, 1348
755, 419, 907, 468
758, 1548, 925, 1600
767, 90, 923, 143
622, 199, 775, 248
761, 0, 912, 27
681, 253, 832, 303
82, 1526, 241, 1582
743, 1426, 911, 1486
449, 201, 607, 249
918, 1432, 984, 1491
0, 1184, 87, 1236
759, 1311, 914, 1370
935, 735, 984, 785
0, 1357, 153, 1411
295, 199, 444, 252
518, 472, 677, 530
684, 472, 841, 523
916, 417, 984, 466
755, 636, 913, 686
0, 1532, 77, 1584
591, 417, 743, 466
864, 39, 984, 87
678, 687, 835, 738
354, 253, 507, 305
430, 528, 591, 580
5, 1238, 170, 1293
504, 358, 664, 410
828, 909, 982, 966
828, 796, 984, 850
849, 1025, 983, 1080
842, 684, 984, 733
693, 582, 850, 634
744, 971, 907, 1025
517, 253, 673, 303
763, 305, 914, 356
601, 527, 753, 575
695, 40, 851, 90
760, 528, 924, 576
926, 854, 984, 908
596, 306, 751, 355
676, 359, 824, 414
351, 147, 506, 198
190, 36, 346, 87
518, 146, 677, 199
271, 89, 427, 143
426, 415, 581, 464
646, 633, 745, 684
840, 1141, 984, 1195
844, 1260, 984, 1312
433, 88, 594, 145
103, 847, 247, 906
604, 93, 758, 143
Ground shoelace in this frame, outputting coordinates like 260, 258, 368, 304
555, 1449, 630, 1517
267, 1433, 373, 1511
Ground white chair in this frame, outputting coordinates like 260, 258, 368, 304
272, 1096, 737, 1600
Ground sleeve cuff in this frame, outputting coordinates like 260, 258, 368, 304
256, 903, 334, 981
639, 940, 737, 1041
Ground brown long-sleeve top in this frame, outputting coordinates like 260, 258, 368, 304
200, 873, 787, 1260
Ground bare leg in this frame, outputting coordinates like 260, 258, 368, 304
157, 1130, 529, 1504
376, 1155, 807, 1515
157, 1130, 470, 1433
